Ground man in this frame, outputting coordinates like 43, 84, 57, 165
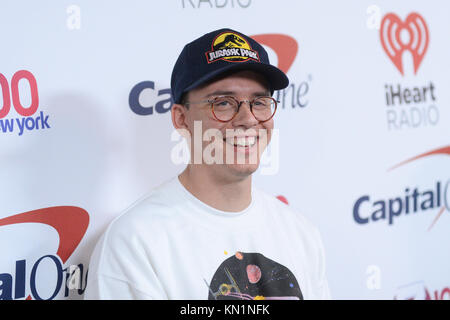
84, 28, 330, 300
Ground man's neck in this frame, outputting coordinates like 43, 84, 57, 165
178, 165, 252, 212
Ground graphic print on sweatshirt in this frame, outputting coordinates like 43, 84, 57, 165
206, 252, 303, 300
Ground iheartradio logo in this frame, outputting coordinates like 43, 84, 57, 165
378, 12, 438, 132
380, 12, 429, 75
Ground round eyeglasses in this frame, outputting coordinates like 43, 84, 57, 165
184, 96, 278, 122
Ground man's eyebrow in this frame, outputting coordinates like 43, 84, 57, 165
203, 90, 235, 98
203, 90, 271, 98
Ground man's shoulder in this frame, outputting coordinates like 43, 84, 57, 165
105, 178, 184, 239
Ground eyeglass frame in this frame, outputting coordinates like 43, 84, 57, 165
183, 95, 279, 123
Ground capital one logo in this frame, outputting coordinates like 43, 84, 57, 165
353, 145, 450, 228
250, 34, 298, 74
380, 12, 429, 75
0, 207, 89, 300
252, 34, 310, 110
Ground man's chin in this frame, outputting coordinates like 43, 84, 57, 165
224, 163, 259, 177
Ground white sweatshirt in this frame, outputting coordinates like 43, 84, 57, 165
84, 177, 331, 300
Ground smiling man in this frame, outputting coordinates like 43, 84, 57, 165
85, 28, 331, 300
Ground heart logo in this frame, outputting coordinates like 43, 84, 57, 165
380, 12, 429, 75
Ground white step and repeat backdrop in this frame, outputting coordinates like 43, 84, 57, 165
1, 0, 449, 300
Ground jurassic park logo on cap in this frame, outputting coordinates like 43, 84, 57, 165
205, 32, 260, 64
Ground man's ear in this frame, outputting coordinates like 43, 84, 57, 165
171, 103, 190, 132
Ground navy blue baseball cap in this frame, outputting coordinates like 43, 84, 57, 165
171, 28, 289, 104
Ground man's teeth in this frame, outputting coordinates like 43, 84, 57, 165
228, 136, 257, 147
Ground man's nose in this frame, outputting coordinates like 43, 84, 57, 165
231, 101, 259, 128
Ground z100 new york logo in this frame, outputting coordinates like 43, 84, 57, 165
0, 70, 50, 136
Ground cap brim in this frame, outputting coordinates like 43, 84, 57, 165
181, 62, 289, 101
